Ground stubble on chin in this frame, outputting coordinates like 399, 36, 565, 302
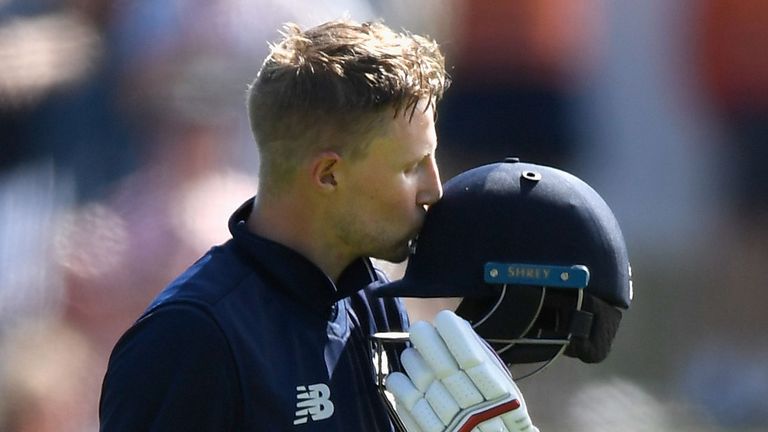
385, 244, 411, 264
381, 217, 424, 263
369, 235, 413, 264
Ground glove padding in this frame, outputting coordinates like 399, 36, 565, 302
386, 310, 538, 432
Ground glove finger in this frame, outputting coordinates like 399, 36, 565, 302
425, 380, 460, 425
401, 348, 437, 393
441, 370, 484, 408
386, 372, 422, 410
434, 310, 487, 370
411, 398, 445, 432
395, 405, 425, 432
433, 310, 513, 401
409, 320, 459, 379
465, 361, 509, 400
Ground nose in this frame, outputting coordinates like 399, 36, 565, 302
416, 156, 443, 208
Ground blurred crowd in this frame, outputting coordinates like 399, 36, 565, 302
1, 0, 767, 430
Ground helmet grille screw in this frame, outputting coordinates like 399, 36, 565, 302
560, 272, 569, 281
489, 268, 499, 278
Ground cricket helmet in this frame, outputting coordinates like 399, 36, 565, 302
376, 159, 632, 366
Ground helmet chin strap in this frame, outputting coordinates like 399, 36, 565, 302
474, 285, 585, 380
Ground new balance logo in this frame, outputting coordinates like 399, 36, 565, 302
293, 383, 335, 425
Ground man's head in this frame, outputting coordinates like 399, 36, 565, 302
247, 19, 449, 193
246, 20, 449, 269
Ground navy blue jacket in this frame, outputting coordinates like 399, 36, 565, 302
99, 198, 409, 431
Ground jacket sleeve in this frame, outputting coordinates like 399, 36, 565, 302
99, 303, 240, 432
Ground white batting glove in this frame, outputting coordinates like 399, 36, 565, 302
385, 310, 538, 432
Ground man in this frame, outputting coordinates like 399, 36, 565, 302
99, 20, 447, 431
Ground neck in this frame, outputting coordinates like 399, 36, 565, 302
246, 189, 354, 282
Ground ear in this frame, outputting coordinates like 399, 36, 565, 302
310, 152, 342, 192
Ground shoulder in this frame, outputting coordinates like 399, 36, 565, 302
106, 303, 234, 375
100, 303, 241, 430
147, 241, 267, 312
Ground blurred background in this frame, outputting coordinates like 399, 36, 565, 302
1, 0, 767, 430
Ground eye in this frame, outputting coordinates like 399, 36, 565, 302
404, 162, 420, 174
405, 154, 432, 175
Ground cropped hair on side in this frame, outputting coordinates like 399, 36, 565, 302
247, 19, 450, 190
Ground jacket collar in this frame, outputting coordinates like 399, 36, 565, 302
227, 198, 380, 314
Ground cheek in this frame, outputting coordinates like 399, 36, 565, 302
367, 177, 417, 211
349, 167, 420, 217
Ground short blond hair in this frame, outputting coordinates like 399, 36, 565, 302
247, 19, 449, 190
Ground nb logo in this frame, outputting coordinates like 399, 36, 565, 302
293, 383, 334, 425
